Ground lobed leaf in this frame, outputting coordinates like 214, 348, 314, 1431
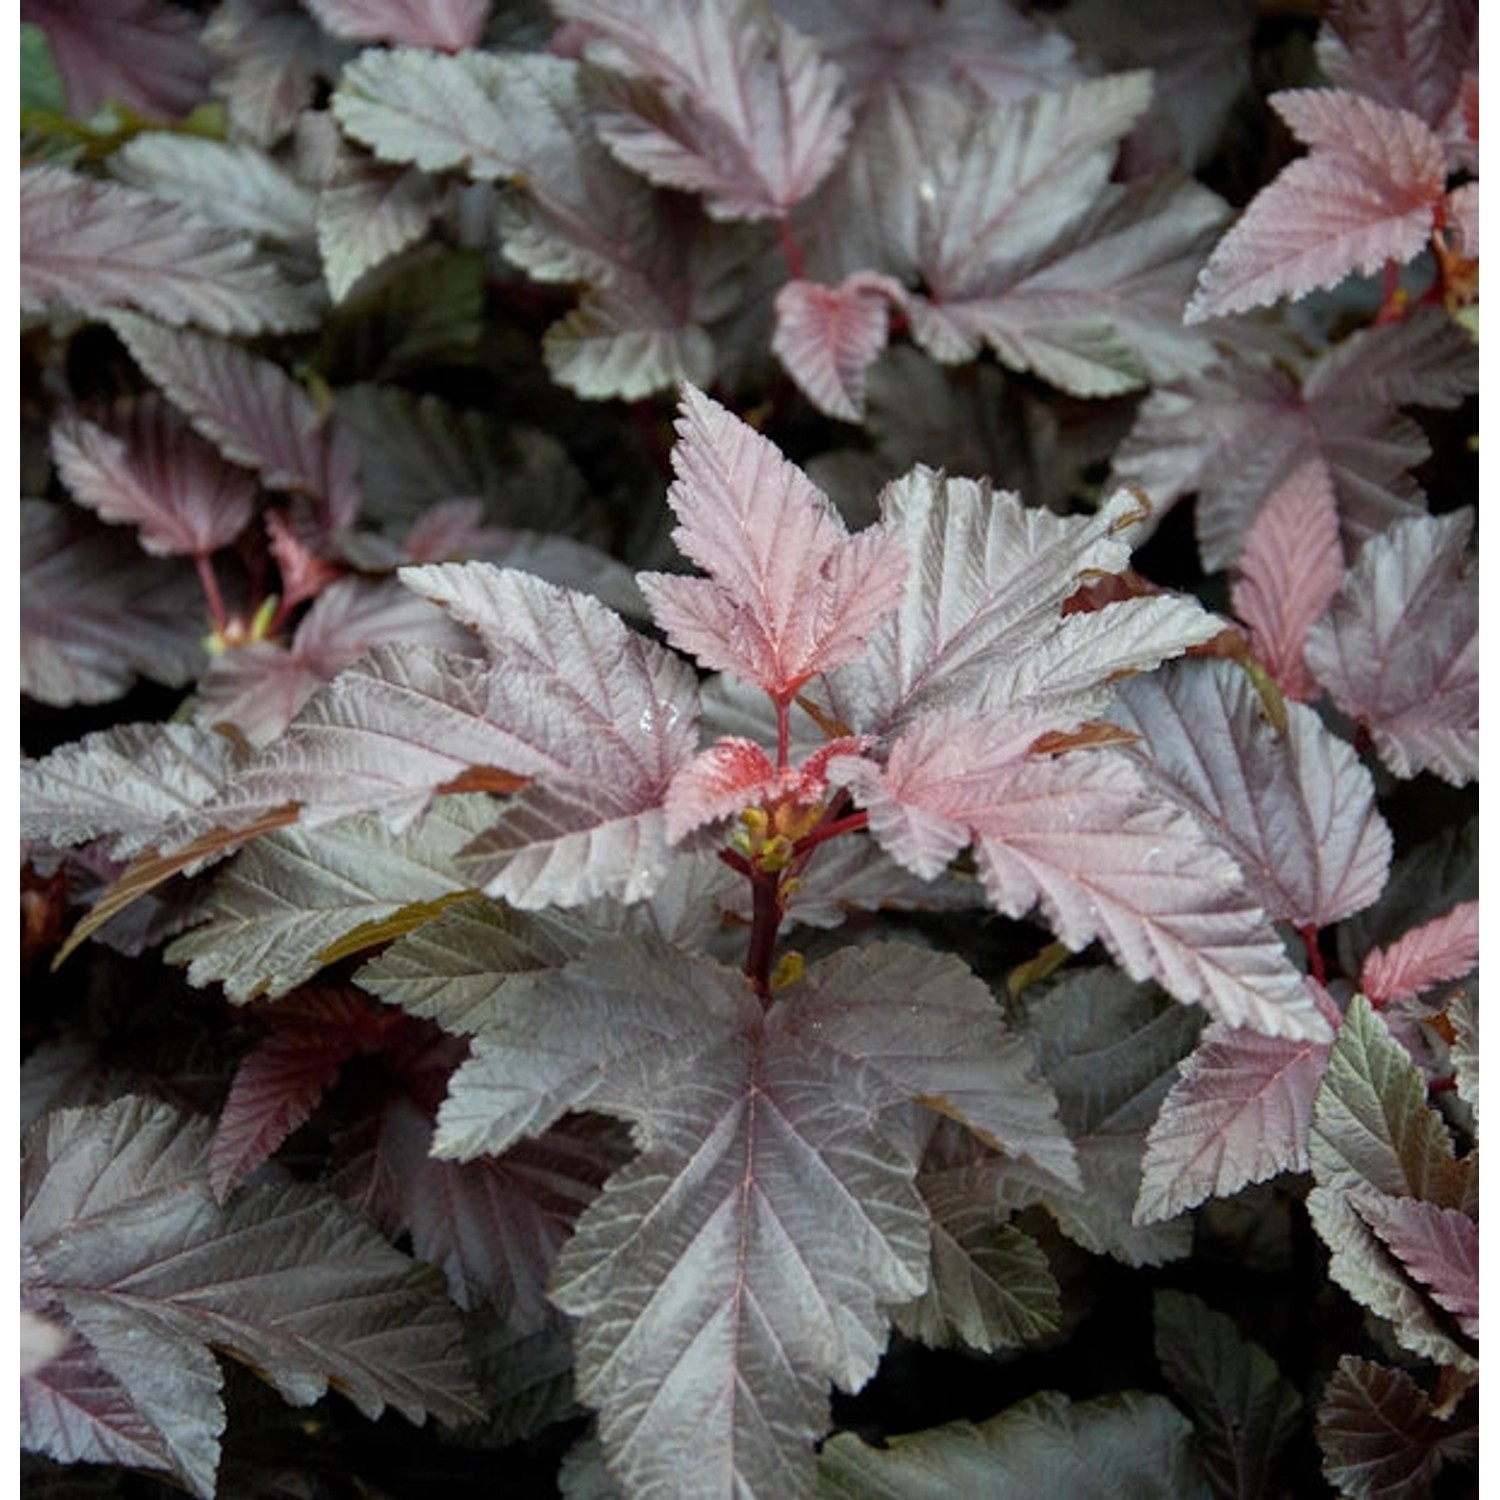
772, 273, 900, 421
1358, 901, 1478, 1007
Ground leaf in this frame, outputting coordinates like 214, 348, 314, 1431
20, 500, 205, 707
1231, 459, 1344, 700
21, 722, 240, 862
21, 166, 315, 335
637, 385, 908, 702
304, 0, 489, 50
52, 395, 258, 558
21, 1096, 481, 1498
1153, 1289, 1303, 1500
1449, 986, 1477, 1120
819, 468, 1218, 736
1354, 1195, 1478, 1338
1135, 1004, 1335, 1225
109, 313, 362, 534
1111, 658, 1392, 930
1305, 511, 1477, 787
1185, 90, 1447, 322
558, 0, 853, 220
1359, 902, 1479, 1007
771, 273, 900, 421
1317, 1356, 1477, 1500
316, 164, 440, 302
166, 796, 496, 1003
21, 0, 213, 119
817, 1390, 1200, 1498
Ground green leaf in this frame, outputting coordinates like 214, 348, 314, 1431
817, 1390, 1206, 1498
20, 24, 67, 116
1153, 1290, 1302, 1499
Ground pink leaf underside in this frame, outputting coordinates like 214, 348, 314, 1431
637, 384, 906, 698
1232, 458, 1344, 700
556, 0, 853, 220
1359, 901, 1479, 1007
304, 0, 489, 51
856, 718, 1325, 1039
663, 734, 868, 843
772, 274, 900, 421
1136, 997, 1338, 1224
51, 395, 257, 558
1354, 1195, 1479, 1337
1316, 0, 1477, 132
1444, 181, 1478, 259
1304, 510, 1477, 786
194, 577, 474, 748
1111, 659, 1391, 930
1185, 89, 1446, 321
108, 313, 361, 532
20, 500, 204, 707
20, 167, 314, 336
208, 992, 376, 1197
22, 0, 213, 119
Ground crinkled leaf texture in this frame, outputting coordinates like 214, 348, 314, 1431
817, 1390, 1199, 1498
771, 273, 901, 421
1358, 900, 1478, 1009
20, 1096, 480, 1499
21, 166, 315, 335
638, 385, 907, 702
304, 0, 489, 51
1185, 89, 1447, 321
1305, 510, 1477, 786
434, 936, 1075, 1496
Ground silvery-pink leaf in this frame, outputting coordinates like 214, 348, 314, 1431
1358, 901, 1478, 1007
109, 313, 361, 532
1305, 510, 1477, 786
317, 166, 439, 302
304, 0, 488, 51
558, 0, 853, 220
772, 273, 901, 421
1112, 659, 1391, 929
1185, 89, 1447, 322
542, 287, 717, 401
1355, 1195, 1478, 1338
1231, 459, 1343, 699
52, 396, 257, 558
637, 385, 907, 700
21, 0, 211, 119
21, 167, 315, 335
19, 1309, 69, 1382
21, 500, 205, 707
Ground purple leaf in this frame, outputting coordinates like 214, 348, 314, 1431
21, 0, 212, 119
21, 167, 315, 335
1355, 1196, 1478, 1337
21, 500, 205, 707
638, 385, 907, 702
1112, 659, 1392, 929
1305, 510, 1477, 786
558, 0, 853, 221
1359, 901, 1479, 1007
304, 0, 489, 51
22, 1096, 481, 1497
109, 313, 362, 535
52, 395, 257, 558
1185, 89, 1447, 322
1231, 459, 1344, 700
772, 273, 900, 421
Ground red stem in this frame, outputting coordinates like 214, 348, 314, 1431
775, 696, 791, 772
744, 868, 783, 1004
194, 552, 229, 633
775, 216, 806, 282
792, 809, 869, 861
1299, 924, 1327, 986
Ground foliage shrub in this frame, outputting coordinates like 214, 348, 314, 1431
19, 1, 1478, 1496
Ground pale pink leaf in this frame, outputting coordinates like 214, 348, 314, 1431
1185, 89, 1446, 322
109, 313, 362, 534
21, 0, 212, 119
558, 0, 853, 220
637, 385, 907, 700
19, 1308, 70, 1381
772, 273, 900, 421
1112, 659, 1391, 929
304, 0, 489, 51
1444, 180, 1478, 260
820, 469, 1217, 736
20, 500, 205, 707
1231, 460, 1344, 699
1359, 902, 1479, 1007
21, 167, 315, 336
1355, 1196, 1478, 1337
51, 396, 257, 558
1305, 510, 1477, 785
317, 166, 439, 302
1136, 1003, 1337, 1224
